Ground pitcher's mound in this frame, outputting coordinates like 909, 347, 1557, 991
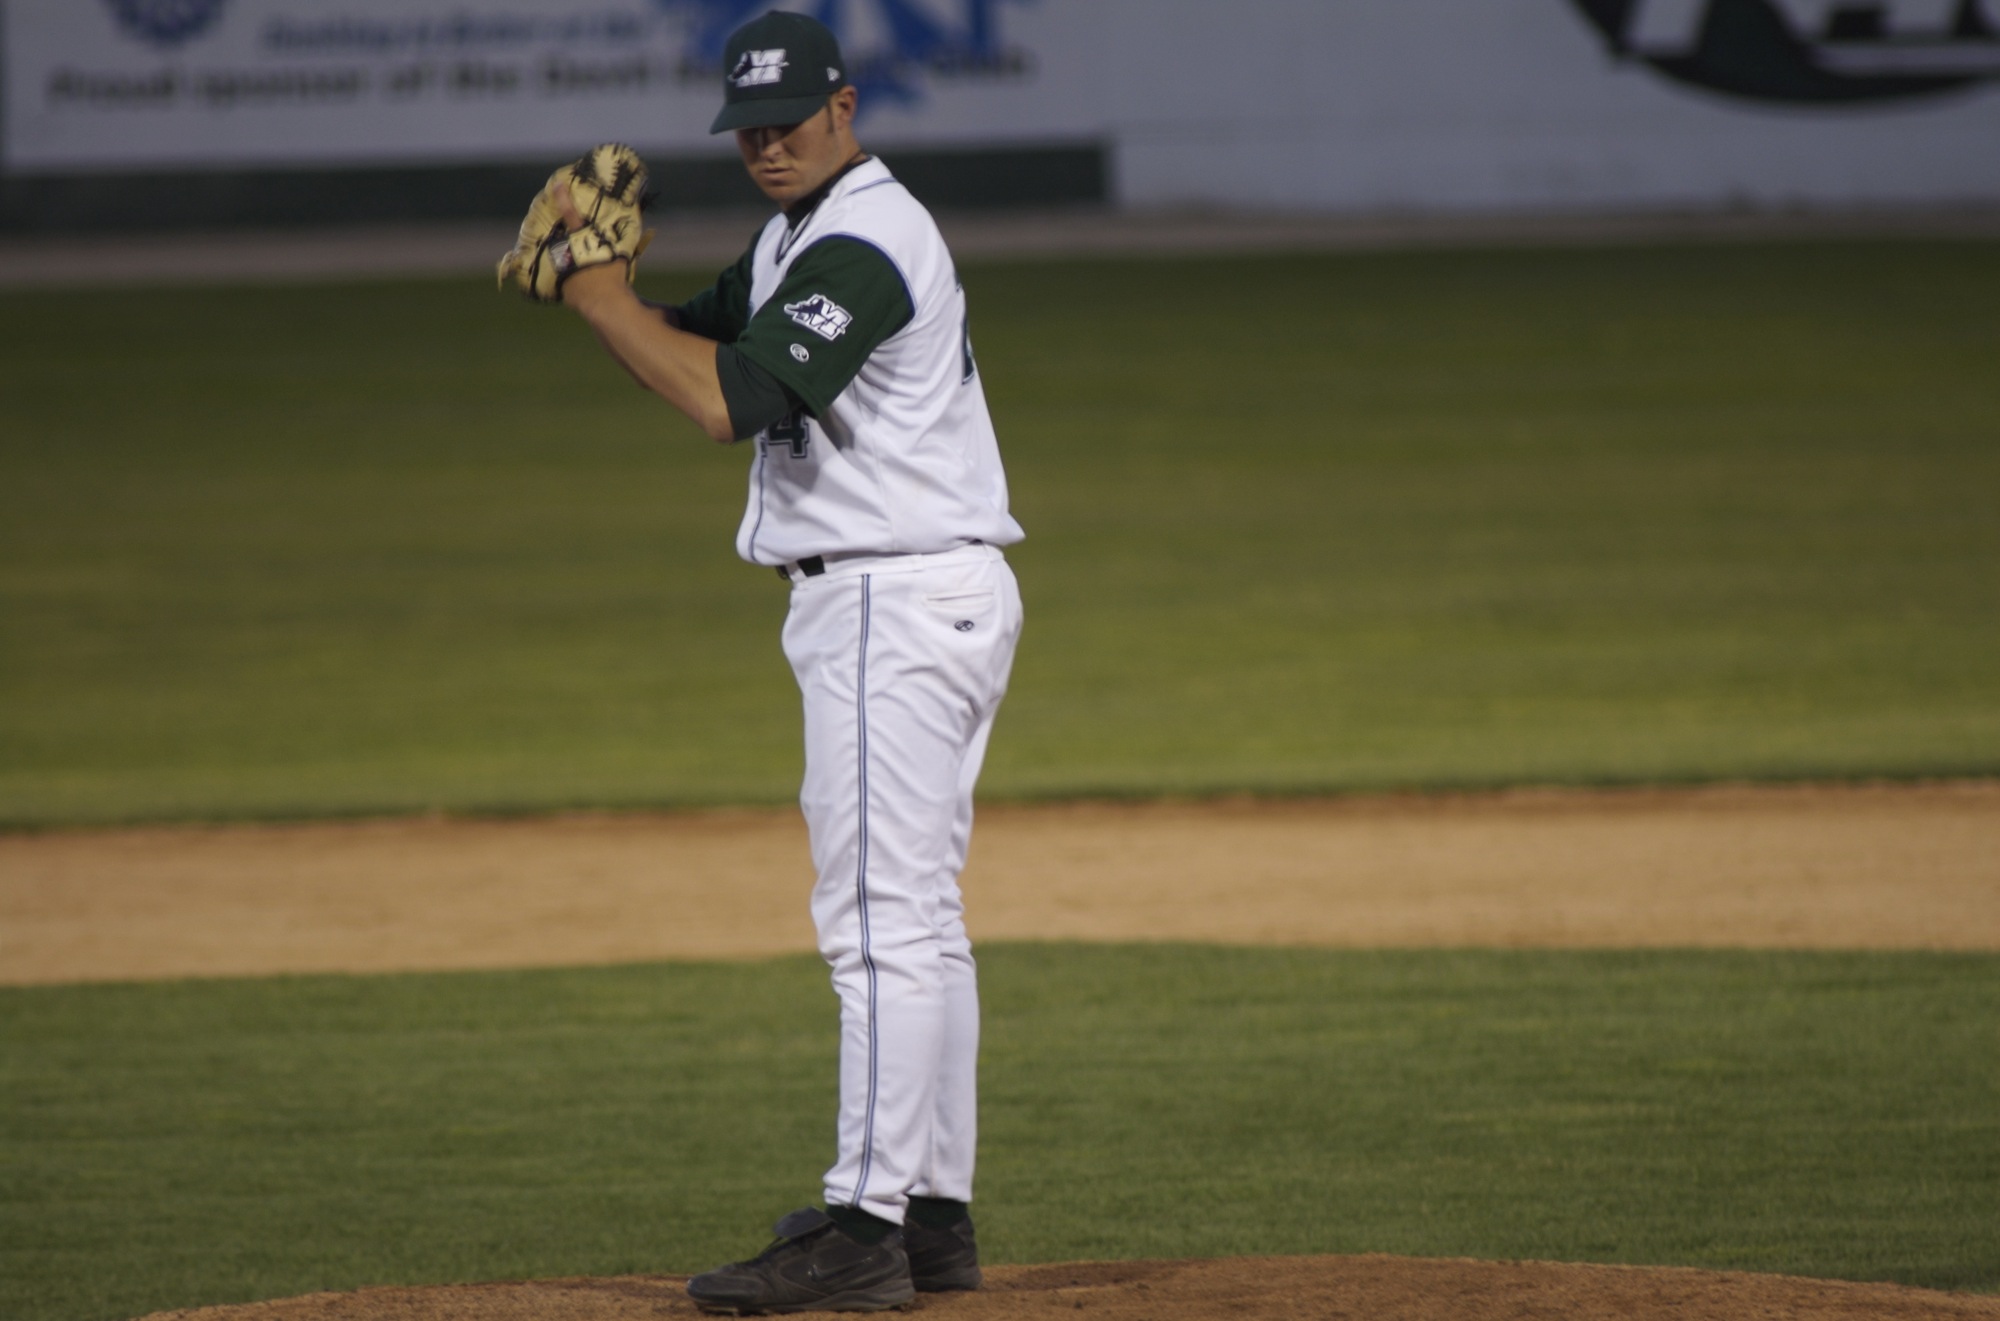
139, 1255, 2000, 1320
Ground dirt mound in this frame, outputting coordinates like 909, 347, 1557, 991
136, 1256, 2000, 1321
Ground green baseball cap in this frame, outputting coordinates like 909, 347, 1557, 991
709, 10, 849, 134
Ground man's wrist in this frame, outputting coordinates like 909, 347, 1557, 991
560, 260, 631, 316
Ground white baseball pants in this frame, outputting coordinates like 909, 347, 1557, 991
780, 543, 1023, 1226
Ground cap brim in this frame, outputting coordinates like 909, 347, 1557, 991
709, 92, 834, 133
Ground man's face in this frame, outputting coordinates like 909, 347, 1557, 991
735, 87, 859, 207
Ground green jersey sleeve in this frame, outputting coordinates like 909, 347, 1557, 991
730, 236, 916, 419
671, 234, 758, 344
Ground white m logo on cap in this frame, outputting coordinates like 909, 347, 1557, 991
730, 48, 789, 86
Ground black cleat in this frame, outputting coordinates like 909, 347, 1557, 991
903, 1212, 982, 1293
686, 1208, 915, 1314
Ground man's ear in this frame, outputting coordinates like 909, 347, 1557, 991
829, 85, 858, 131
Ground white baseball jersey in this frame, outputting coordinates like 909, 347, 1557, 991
678, 157, 1024, 566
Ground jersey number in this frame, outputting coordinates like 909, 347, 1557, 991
764, 410, 810, 459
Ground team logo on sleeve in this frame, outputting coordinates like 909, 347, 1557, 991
784, 294, 854, 340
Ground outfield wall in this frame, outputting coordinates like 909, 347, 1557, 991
3, 0, 1997, 230
1110, 0, 2000, 213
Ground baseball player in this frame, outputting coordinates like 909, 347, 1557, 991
506, 10, 1023, 1314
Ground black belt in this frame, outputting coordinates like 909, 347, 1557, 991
776, 545, 979, 581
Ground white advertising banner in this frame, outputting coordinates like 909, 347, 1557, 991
6, 0, 2000, 212
1, 0, 1106, 171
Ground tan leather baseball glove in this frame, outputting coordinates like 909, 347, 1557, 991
497, 143, 655, 303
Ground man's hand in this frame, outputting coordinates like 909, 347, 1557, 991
554, 181, 633, 315
495, 143, 653, 303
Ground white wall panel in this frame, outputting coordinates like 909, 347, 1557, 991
1107, 0, 2000, 211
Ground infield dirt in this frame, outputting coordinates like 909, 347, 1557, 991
3, 781, 1996, 985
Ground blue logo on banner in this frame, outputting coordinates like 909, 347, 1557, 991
659, 0, 1032, 114
103, 0, 229, 48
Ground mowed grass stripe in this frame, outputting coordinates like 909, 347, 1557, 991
3, 241, 1998, 825
2, 946, 1995, 1321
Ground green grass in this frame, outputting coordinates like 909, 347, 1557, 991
3, 241, 1999, 824
2, 946, 1995, 1321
